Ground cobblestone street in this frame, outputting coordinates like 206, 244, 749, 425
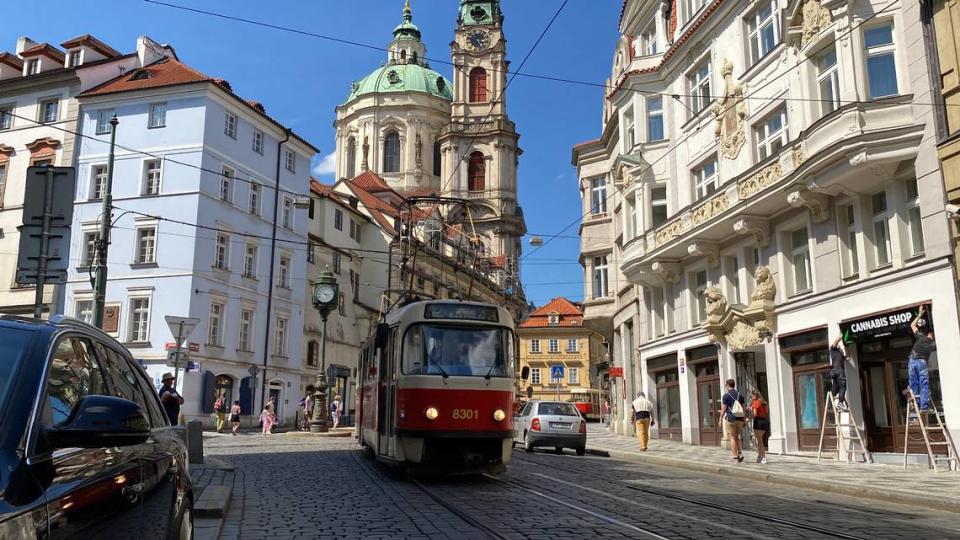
202, 428, 960, 539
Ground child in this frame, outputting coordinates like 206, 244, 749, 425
230, 400, 242, 435
260, 403, 276, 435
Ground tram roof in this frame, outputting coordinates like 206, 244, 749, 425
385, 299, 515, 328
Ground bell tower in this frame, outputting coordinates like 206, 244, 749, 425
441, 0, 525, 287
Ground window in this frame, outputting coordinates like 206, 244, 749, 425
693, 158, 719, 200
817, 46, 840, 116
651, 186, 668, 227
278, 256, 290, 288
307, 242, 316, 264
208, 303, 224, 346
592, 256, 609, 298
590, 177, 607, 215
249, 183, 260, 215
239, 309, 253, 351
129, 298, 151, 342
215, 233, 230, 270
39, 98, 59, 123
334, 209, 343, 230
83, 232, 97, 267
333, 253, 341, 274
136, 227, 156, 264
433, 141, 442, 176
871, 191, 892, 267
68, 50, 81, 68
693, 270, 709, 324
148, 102, 166, 128
96, 110, 114, 134
904, 179, 925, 257
688, 59, 712, 113
285, 149, 296, 173
468, 152, 485, 191
755, 107, 787, 161
349, 219, 357, 240
307, 341, 318, 366
224, 111, 237, 138
747, 0, 780, 64
530, 339, 541, 353
568, 367, 579, 385
865, 24, 898, 99
624, 107, 636, 150
469, 67, 488, 102
646, 286, 665, 338
548, 339, 559, 353
0, 163, 6, 206
548, 313, 559, 326
531, 368, 542, 385
684, 0, 706, 21
91, 165, 107, 200
346, 137, 357, 178
143, 160, 161, 195
75, 300, 93, 324
252, 129, 264, 154
282, 197, 293, 228
791, 227, 812, 294
625, 192, 638, 240
726, 255, 742, 304
44, 338, 107, 427
647, 98, 664, 142
383, 132, 400, 172
641, 20, 658, 56
243, 244, 257, 278
338, 293, 346, 316
220, 166, 233, 203
566, 338, 577, 352
835, 204, 859, 279
0, 106, 12, 130
26, 59, 39, 75
352, 269, 360, 298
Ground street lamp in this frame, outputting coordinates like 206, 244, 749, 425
310, 269, 339, 433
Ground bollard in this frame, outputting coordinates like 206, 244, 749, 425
187, 420, 204, 465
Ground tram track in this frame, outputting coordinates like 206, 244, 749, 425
511, 453, 869, 540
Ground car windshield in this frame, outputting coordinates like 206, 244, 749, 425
0, 327, 34, 417
403, 324, 514, 377
537, 402, 579, 416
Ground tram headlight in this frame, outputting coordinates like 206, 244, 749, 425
425, 407, 439, 420
493, 409, 506, 422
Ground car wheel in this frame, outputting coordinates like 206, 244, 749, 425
177, 506, 193, 540
524, 432, 534, 453
554, 447, 563, 454
576, 447, 586, 456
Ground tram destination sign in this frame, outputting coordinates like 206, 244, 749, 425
840, 306, 922, 343
424, 303, 499, 322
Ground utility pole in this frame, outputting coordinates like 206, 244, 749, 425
92, 116, 118, 328
33, 167, 57, 319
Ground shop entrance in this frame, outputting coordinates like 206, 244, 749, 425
688, 345, 721, 446
780, 327, 830, 451
654, 367, 681, 440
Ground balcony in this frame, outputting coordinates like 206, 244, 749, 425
622, 95, 924, 285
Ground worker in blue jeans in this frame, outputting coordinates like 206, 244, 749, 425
907, 304, 936, 412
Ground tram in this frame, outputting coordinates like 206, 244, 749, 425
570, 389, 602, 421
357, 299, 517, 474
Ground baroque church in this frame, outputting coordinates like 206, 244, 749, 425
333, 0, 525, 274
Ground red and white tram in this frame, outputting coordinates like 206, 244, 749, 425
357, 300, 517, 474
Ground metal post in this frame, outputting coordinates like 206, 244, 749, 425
92, 116, 118, 328
310, 314, 329, 433
172, 320, 185, 390
32, 167, 55, 319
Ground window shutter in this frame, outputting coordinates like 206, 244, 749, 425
239, 376, 254, 415
201, 370, 216, 414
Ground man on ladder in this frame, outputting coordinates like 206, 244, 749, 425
907, 304, 935, 414
829, 334, 849, 412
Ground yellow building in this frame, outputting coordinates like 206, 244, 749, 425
518, 297, 605, 415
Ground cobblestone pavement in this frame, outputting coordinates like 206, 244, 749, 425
202, 431, 960, 539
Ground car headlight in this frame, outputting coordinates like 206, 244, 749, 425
425, 407, 439, 420
493, 409, 506, 422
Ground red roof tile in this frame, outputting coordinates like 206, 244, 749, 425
520, 297, 585, 328
351, 170, 392, 193
0, 52, 23, 70
310, 178, 333, 196
60, 34, 120, 58
20, 43, 65, 63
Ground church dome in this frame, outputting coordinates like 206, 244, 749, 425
343, 63, 453, 105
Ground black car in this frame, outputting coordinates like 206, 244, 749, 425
0, 315, 193, 539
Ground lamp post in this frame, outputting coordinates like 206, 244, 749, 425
310, 270, 339, 433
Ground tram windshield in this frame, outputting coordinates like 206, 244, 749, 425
403, 324, 515, 377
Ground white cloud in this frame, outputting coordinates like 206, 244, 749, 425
311, 151, 336, 177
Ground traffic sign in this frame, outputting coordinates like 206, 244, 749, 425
166, 350, 190, 367
550, 365, 565, 381
16, 166, 75, 285
165, 316, 200, 343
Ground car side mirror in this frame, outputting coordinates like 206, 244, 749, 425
374, 322, 389, 351
45, 395, 151, 449
520, 366, 530, 381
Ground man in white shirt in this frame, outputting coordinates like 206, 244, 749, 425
632, 391, 655, 451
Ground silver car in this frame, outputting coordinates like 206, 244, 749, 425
513, 400, 587, 455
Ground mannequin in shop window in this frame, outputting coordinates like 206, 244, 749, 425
907, 304, 936, 412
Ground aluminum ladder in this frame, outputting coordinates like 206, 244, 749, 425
903, 388, 958, 472
817, 391, 871, 464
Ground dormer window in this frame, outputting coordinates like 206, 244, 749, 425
548, 312, 559, 326
26, 59, 39, 76
67, 50, 81, 68
130, 69, 152, 81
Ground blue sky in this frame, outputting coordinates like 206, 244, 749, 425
5, 0, 622, 307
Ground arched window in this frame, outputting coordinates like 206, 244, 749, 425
307, 341, 319, 367
469, 67, 488, 103
412, 51, 419, 64
346, 137, 356, 179
468, 151, 485, 192
400, 50, 407, 62
433, 141, 442, 176
383, 131, 401, 172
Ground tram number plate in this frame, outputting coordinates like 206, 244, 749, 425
550, 422, 572, 429
452, 409, 479, 420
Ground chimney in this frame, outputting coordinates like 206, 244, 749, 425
136, 35, 169, 66
15, 36, 37, 56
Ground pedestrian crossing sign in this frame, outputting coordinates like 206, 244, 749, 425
551, 365, 565, 381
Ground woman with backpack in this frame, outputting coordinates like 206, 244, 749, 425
720, 379, 747, 463
213, 394, 227, 433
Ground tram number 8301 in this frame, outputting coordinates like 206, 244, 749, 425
452, 409, 479, 420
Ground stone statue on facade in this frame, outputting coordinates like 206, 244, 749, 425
749, 265, 776, 306
361, 136, 370, 171
703, 287, 728, 323
800, 0, 832, 48
415, 131, 423, 168
712, 59, 747, 160
703, 265, 777, 350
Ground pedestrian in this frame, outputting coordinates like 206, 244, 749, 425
601, 399, 610, 425
229, 400, 241, 435
907, 304, 936, 412
631, 391, 654, 451
331, 395, 343, 429
213, 394, 227, 433
260, 402, 276, 435
750, 389, 769, 464
829, 333, 849, 411
158, 373, 183, 426
301, 392, 314, 431
720, 379, 747, 463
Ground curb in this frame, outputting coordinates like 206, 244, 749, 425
285, 429, 354, 438
592, 445, 960, 514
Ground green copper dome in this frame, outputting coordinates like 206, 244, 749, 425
343, 63, 453, 104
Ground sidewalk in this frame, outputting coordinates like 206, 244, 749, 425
189, 457, 236, 540
586, 424, 960, 513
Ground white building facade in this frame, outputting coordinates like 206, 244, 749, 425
575, 0, 960, 457
65, 52, 316, 425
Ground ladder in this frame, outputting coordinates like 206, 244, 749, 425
817, 391, 871, 464
903, 388, 958, 472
